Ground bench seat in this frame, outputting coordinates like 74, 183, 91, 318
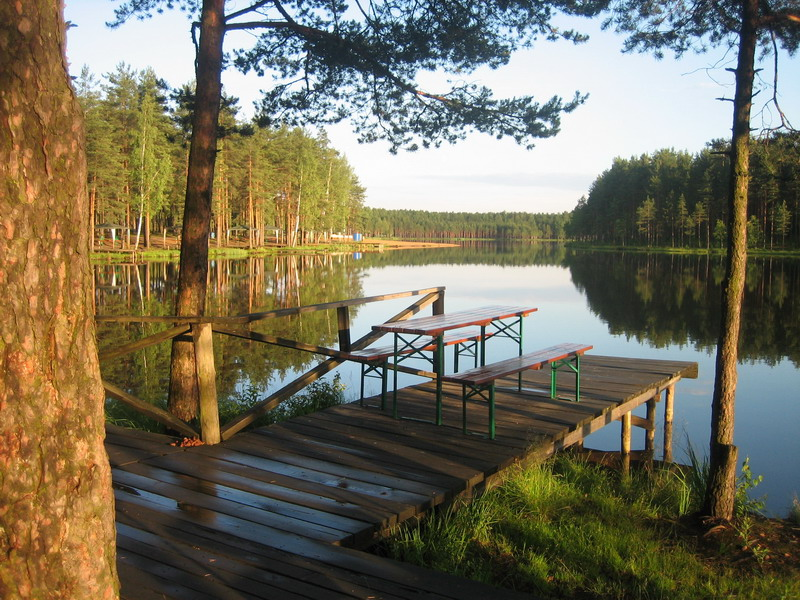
441, 343, 593, 439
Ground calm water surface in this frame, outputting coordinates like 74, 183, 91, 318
95, 243, 800, 515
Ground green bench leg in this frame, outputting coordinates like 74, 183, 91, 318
461, 382, 496, 440
380, 360, 388, 410
550, 354, 582, 401
489, 383, 496, 440
454, 338, 480, 372
359, 360, 390, 410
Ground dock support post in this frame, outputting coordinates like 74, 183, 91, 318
663, 384, 675, 463
645, 397, 657, 464
193, 322, 221, 445
620, 411, 631, 476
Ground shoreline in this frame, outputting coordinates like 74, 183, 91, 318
90, 237, 460, 262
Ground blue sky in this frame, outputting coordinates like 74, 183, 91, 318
64, 2, 799, 214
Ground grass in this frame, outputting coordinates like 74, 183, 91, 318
90, 241, 380, 263
378, 453, 800, 600
217, 374, 346, 430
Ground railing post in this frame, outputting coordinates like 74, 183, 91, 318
432, 288, 445, 315
193, 322, 221, 445
337, 306, 351, 352
431, 290, 445, 380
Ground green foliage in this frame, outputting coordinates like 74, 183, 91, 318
735, 458, 766, 518
218, 375, 346, 430
713, 219, 727, 248
604, 0, 800, 59
76, 67, 364, 249
568, 135, 800, 249
747, 216, 764, 249
674, 442, 766, 519
381, 453, 799, 599
110, 1, 607, 153
361, 208, 571, 240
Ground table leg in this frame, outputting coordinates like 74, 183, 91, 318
435, 334, 444, 426
480, 324, 486, 366
392, 333, 399, 419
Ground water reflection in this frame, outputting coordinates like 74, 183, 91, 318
95, 247, 800, 409
566, 251, 800, 366
95, 254, 367, 422
94, 243, 799, 513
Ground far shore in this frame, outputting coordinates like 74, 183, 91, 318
90, 235, 460, 261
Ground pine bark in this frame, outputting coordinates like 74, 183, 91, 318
703, 0, 758, 521
0, 1, 118, 597
168, 0, 226, 420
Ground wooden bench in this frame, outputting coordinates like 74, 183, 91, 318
440, 343, 593, 439
346, 328, 493, 408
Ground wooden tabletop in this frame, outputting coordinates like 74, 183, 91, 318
373, 305, 538, 337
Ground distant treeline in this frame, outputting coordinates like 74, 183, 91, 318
78, 65, 364, 248
360, 208, 571, 239
568, 133, 800, 249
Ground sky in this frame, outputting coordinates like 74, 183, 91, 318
64, 2, 799, 214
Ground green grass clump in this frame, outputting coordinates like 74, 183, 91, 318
380, 454, 799, 600
217, 375, 346, 430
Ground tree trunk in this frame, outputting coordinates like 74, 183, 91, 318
702, 0, 758, 521
168, 0, 225, 421
0, 1, 119, 596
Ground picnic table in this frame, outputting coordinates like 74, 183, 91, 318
372, 305, 539, 424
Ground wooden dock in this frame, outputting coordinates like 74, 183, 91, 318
109, 354, 697, 599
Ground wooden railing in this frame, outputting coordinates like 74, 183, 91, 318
97, 286, 446, 444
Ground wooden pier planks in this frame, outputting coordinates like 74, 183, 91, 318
109, 354, 697, 599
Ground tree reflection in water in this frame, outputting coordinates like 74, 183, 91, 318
93, 244, 799, 514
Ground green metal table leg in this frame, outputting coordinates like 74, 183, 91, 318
489, 383, 496, 440
480, 325, 486, 366
380, 359, 388, 410
359, 363, 366, 406
435, 334, 444, 426
462, 383, 468, 434
392, 334, 399, 419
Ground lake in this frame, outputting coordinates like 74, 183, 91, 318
94, 243, 800, 516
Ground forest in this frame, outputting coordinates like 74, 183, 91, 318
567, 133, 800, 249
77, 65, 365, 249
78, 66, 800, 250
360, 208, 571, 239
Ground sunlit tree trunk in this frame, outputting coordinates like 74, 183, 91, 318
702, 0, 758, 521
168, 0, 225, 420
0, 1, 119, 596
